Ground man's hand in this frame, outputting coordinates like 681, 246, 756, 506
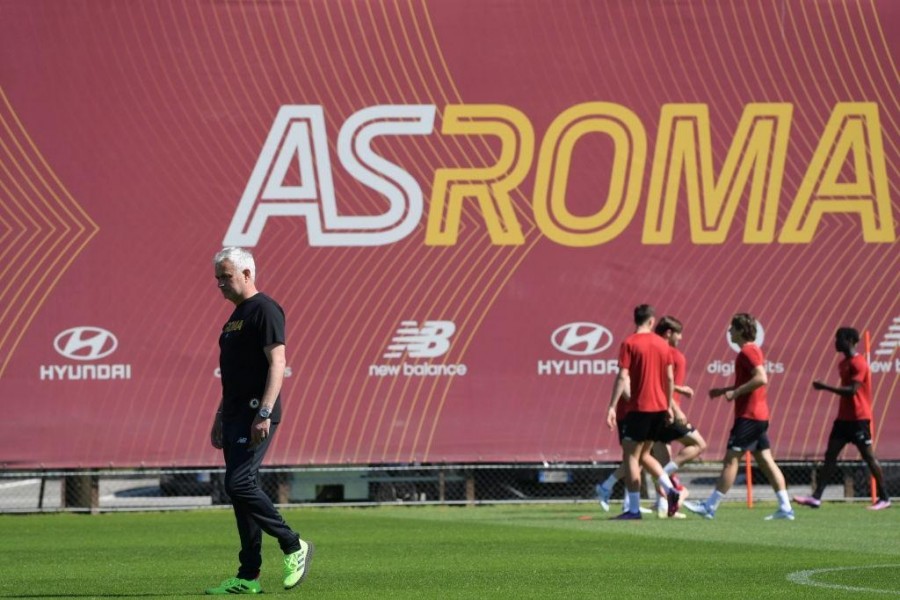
606, 406, 617, 430
812, 380, 827, 391
250, 415, 271, 447
709, 387, 726, 399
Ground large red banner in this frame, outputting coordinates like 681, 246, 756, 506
0, 0, 897, 468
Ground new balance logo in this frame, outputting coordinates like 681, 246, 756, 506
368, 320, 467, 377
874, 316, 900, 356
870, 316, 900, 374
383, 320, 456, 359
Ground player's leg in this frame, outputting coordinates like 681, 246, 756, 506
860, 446, 891, 509
686, 417, 755, 518
650, 441, 671, 465
220, 423, 267, 583
623, 440, 645, 493
816, 438, 843, 496
649, 442, 670, 515
716, 450, 742, 495
796, 423, 845, 508
596, 461, 626, 512
671, 429, 707, 468
638, 439, 680, 515
612, 439, 644, 519
640, 414, 681, 516
611, 412, 656, 518
754, 445, 795, 520
206, 429, 266, 595
853, 421, 890, 509
660, 426, 705, 503
656, 421, 699, 491
684, 449, 740, 519
597, 421, 630, 512
223, 423, 312, 588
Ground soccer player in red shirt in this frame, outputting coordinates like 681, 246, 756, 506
684, 313, 795, 520
606, 305, 680, 519
595, 375, 643, 514
794, 327, 891, 510
649, 316, 707, 517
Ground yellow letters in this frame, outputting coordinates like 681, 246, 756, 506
533, 102, 646, 247
643, 104, 792, 244
780, 103, 894, 243
425, 105, 534, 245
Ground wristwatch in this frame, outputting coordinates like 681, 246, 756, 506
258, 407, 272, 420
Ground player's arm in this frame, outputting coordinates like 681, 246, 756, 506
607, 368, 629, 430
723, 364, 767, 401
665, 363, 675, 422
210, 399, 224, 449
812, 379, 860, 397
674, 384, 694, 399
250, 343, 286, 446
259, 343, 286, 413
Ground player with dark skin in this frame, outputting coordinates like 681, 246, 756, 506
795, 328, 890, 510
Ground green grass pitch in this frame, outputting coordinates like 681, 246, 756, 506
0, 502, 897, 598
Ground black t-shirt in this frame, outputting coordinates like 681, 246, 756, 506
219, 293, 285, 424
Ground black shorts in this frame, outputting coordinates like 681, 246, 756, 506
622, 411, 668, 443
726, 418, 770, 452
828, 420, 872, 452
617, 420, 627, 444
657, 420, 695, 444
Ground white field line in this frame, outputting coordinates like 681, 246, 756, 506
787, 564, 900, 595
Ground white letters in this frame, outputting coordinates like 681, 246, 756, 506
224, 105, 435, 247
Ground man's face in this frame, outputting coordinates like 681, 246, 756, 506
215, 260, 248, 304
667, 330, 683, 347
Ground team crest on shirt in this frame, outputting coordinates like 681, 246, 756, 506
223, 320, 244, 333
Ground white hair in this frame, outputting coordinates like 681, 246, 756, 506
213, 247, 256, 280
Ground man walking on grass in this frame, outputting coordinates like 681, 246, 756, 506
205, 247, 314, 595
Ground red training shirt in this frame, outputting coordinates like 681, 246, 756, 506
618, 331, 673, 412
733, 343, 769, 421
836, 353, 873, 421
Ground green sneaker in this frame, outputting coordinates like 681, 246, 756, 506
205, 577, 261, 595
283, 539, 315, 589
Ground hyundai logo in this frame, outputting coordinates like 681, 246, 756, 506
53, 327, 118, 361
551, 322, 613, 356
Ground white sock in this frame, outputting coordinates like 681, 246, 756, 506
651, 477, 664, 505
623, 493, 631, 513
657, 473, 675, 494
708, 490, 725, 511
664, 461, 679, 476
600, 473, 618, 493
776, 489, 791, 512
627, 491, 641, 513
